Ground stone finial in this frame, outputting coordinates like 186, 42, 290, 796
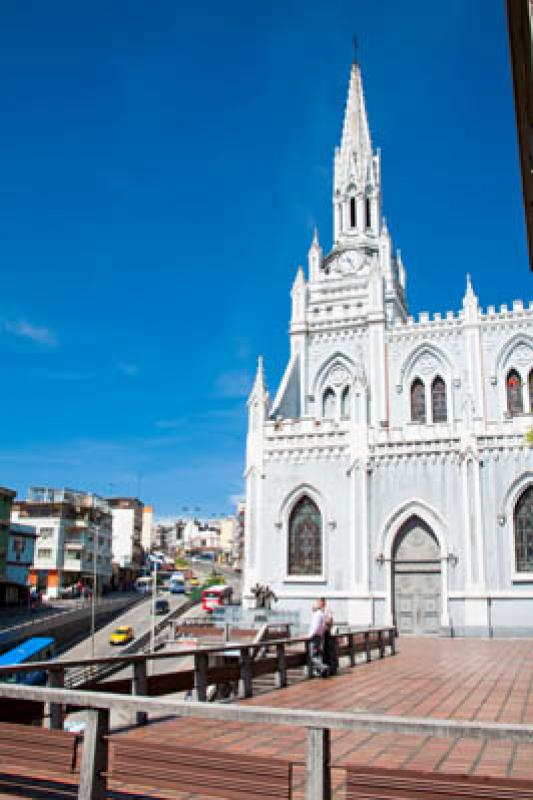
249, 355, 268, 403
291, 265, 306, 293
462, 273, 479, 322
463, 273, 477, 305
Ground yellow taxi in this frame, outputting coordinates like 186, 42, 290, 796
187, 576, 200, 587
109, 626, 134, 646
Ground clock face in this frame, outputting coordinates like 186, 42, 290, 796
331, 250, 365, 274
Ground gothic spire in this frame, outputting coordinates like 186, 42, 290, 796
339, 62, 372, 164
248, 355, 268, 404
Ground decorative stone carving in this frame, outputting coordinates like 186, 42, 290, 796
329, 365, 349, 386
417, 354, 439, 375
512, 344, 533, 367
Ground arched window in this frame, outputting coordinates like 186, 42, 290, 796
515, 486, 533, 573
366, 197, 371, 229
322, 387, 336, 419
431, 377, 447, 423
529, 369, 533, 413
341, 386, 350, 419
288, 496, 322, 576
507, 369, 523, 416
350, 197, 356, 228
410, 378, 426, 423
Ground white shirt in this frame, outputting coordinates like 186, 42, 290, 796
308, 608, 326, 638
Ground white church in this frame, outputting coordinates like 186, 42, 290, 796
243, 62, 533, 637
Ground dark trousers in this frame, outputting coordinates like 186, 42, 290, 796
323, 630, 338, 676
310, 634, 329, 677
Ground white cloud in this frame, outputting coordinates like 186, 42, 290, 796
4, 319, 57, 347
215, 369, 251, 398
116, 361, 140, 377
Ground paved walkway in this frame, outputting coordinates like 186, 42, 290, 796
3, 637, 533, 798
108, 637, 533, 797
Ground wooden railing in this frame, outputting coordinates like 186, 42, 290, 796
1, 680, 533, 800
0, 627, 395, 728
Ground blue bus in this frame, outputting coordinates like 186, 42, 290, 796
0, 636, 55, 686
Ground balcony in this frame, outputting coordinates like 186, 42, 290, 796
64, 541, 84, 552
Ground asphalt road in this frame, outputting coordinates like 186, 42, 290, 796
61, 589, 190, 661
61, 562, 240, 661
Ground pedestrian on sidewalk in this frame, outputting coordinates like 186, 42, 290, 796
308, 598, 329, 678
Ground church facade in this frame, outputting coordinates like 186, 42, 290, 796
243, 63, 533, 636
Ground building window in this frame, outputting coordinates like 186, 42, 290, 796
529, 369, 533, 412
288, 497, 322, 576
350, 197, 356, 228
39, 527, 53, 539
431, 376, 447, 423
515, 486, 533, 573
366, 197, 371, 229
410, 378, 426, 423
322, 387, 336, 419
37, 548, 52, 559
13, 537, 26, 561
507, 369, 524, 416
341, 386, 350, 419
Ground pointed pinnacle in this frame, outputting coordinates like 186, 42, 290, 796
340, 62, 372, 159
463, 273, 478, 306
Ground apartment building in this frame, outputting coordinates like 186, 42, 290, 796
141, 504, 154, 550
107, 497, 143, 580
12, 487, 113, 598
0, 487, 36, 606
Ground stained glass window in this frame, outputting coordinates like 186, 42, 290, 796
507, 370, 524, 416
431, 377, 447, 423
341, 385, 350, 419
322, 387, 336, 419
515, 486, 533, 572
288, 497, 322, 576
411, 378, 426, 423
366, 197, 371, 229
529, 370, 533, 413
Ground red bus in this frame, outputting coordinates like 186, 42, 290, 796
202, 584, 233, 612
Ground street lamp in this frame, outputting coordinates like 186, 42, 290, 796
91, 528, 98, 659
150, 558, 158, 659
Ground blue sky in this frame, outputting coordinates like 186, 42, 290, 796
0, 0, 529, 517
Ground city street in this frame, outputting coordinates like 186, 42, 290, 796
61, 589, 189, 661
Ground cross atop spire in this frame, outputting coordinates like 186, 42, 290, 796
352, 34, 358, 66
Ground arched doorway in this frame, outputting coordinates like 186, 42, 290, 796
393, 516, 441, 635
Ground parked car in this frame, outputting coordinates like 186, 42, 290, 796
154, 598, 169, 615
109, 626, 134, 646
58, 585, 81, 599
169, 575, 186, 594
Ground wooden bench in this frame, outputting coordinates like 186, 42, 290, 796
345, 765, 533, 799
0, 721, 80, 777
109, 738, 292, 799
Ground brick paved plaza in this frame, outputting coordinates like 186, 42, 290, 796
106, 637, 533, 798
3, 637, 533, 798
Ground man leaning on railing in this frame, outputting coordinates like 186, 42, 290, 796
307, 598, 330, 678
